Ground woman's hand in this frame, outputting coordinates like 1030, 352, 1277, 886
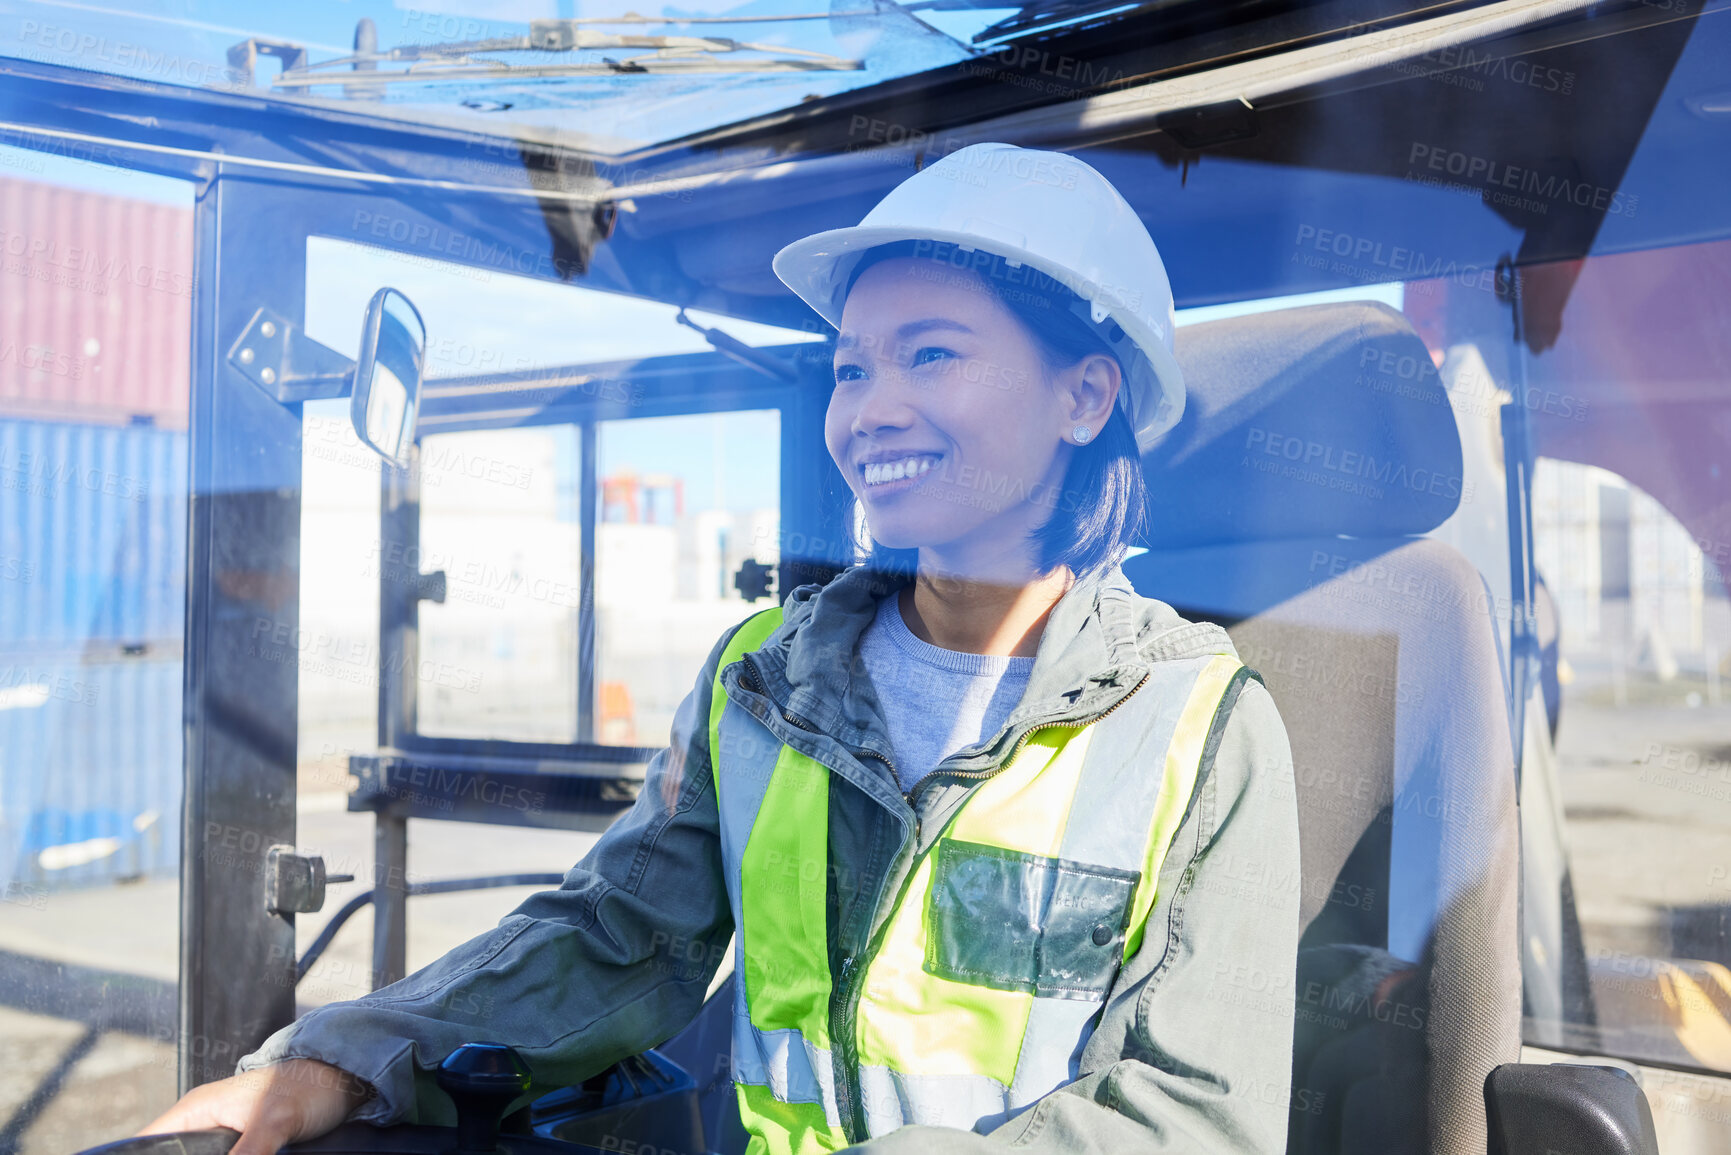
135, 1058, 373, 1155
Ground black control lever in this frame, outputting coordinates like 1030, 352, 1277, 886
437, 1043, 533, 1154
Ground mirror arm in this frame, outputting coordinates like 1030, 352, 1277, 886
225, 306, 357, 405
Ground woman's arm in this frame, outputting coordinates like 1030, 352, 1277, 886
231, 624, 746, 1128
856, 678, 1301, 1154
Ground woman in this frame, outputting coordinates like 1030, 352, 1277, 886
145, 143, 1299, 1155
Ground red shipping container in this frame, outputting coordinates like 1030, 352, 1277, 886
0, 174, 193, 429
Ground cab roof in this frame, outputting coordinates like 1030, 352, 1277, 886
1, 0, 1488, 155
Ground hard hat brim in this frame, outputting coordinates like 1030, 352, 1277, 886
773, 223, 1186, 452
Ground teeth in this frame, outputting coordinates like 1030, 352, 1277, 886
864, 457, 935, 485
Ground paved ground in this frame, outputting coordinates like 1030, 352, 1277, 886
0, 795, 601, 1153
1553, 682, 1731, 965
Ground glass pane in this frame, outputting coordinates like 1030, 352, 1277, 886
594, 410, 780, 745
1536, 457, 1731, 1073
298, 397, 381, 793
293, 238, 802, 1022
300, 236, 808, 747
0, 146, 192, 1151
299, 407, 597, 1005
415, 425, 581, 743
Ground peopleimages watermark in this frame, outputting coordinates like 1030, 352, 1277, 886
1243, 426, 1472, 504
1238, 636, 1426, 706
843, 120, 1092, 192
900, 235, 1145, 315
0, 125, 127, 172
1292, 224, 1497, 293
249, 615, 485, 695
837, 321, 1032, 394
955, 44, 1133, 99
0, 666, 97, 708
1384, 45, 1574, 96
1351, 343, 1589, 423
303, 415, 544, 491
364, 540, 584, 612
0, 442, 152, 502
0, 339, 86, 380
352, 209, 587, 281
15, 20, 234, 88
380, 762, 548, 817
1406, 143, 1638, 218
1639, 741, 1731, 803
1, 225, 197, 299
1306, 549, 1519, 628
2, 880, 49, 911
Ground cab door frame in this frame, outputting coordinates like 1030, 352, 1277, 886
0, 53, 660, 1088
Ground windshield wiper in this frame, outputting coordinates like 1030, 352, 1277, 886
254, 17, 865, 88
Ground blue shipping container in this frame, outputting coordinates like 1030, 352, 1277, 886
0, 418, 187, 893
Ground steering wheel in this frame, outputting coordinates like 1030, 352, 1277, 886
76, 1045, 622, 1155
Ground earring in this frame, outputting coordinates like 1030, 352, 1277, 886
1072, 425, 1092, 444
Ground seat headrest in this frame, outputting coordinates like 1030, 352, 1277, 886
1144, 301, 1464, 549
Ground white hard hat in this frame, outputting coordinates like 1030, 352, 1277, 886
772, 142, 1185, 450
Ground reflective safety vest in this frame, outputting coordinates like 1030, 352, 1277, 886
708, 607, 1250, 1155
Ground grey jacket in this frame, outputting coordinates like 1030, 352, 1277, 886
240, 563, 1300, 1153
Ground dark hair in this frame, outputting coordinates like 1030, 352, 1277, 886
837, 240, 1148, 579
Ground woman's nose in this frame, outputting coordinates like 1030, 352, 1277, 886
849, 371, 918, 437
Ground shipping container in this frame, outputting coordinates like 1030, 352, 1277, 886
3, 657, 183, 891
0, 174, 194, 429
0, 418, 187, 650
0, 418, 186, 893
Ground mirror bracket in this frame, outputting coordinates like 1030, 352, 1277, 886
225, 307, 354, 405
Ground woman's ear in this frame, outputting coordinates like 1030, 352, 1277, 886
1061, 354, 1121, 442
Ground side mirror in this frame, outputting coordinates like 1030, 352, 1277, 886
350, 287, 426, 468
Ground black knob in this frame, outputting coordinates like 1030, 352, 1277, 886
436, 1042, 533, 1154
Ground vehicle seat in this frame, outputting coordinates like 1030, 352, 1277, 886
1124, 302, 1521, 1155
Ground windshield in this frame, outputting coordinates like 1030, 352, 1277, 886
0, 0, 964, 152
0, 0, 1476, 154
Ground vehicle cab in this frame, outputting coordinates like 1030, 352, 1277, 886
0, 1, 1728, 1152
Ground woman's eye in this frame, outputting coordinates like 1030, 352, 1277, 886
833, 362, 866, 384
912, 346, 955, 367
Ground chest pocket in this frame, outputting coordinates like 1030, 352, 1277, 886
924, 838, 1140, 1001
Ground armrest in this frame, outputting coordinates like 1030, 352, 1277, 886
1485, 1062, 1658, 1155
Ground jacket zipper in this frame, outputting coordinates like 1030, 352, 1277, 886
739, 658, 818, 733
827, 669, 1152, 1141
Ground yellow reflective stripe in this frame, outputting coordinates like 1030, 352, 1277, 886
708, 606, 785, 797
856, 852, 1023, 1085
741, 744, 832, 1046
856, 730, 1089, 1087
947, 726, 1091, 852
1121, 654, 1244, 961
704, 607, 833, 1049
736, 1083, 850, 1155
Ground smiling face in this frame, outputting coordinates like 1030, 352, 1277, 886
826, 255, 1120, 581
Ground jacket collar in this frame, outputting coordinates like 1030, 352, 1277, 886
742, 563, 1233, 765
